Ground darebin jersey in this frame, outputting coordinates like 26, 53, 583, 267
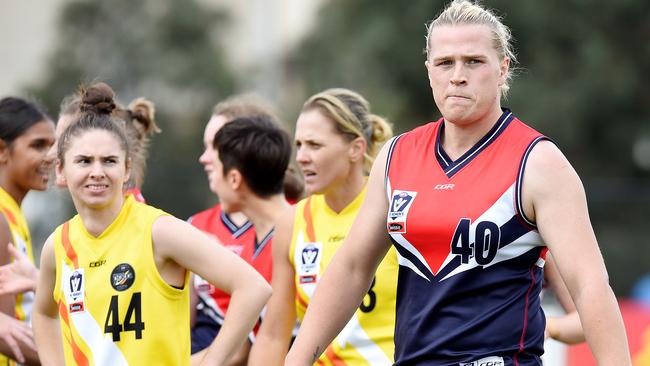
290, 188, 398, 366
386, 110, 548, 366
53, 195, 190, 366
189, 204, 255, 327
0, 188, 35, 366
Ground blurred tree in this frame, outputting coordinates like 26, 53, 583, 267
27, 0, 236, 218
287, 0, 650, 294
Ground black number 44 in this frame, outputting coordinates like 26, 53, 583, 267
104, 292, 145, 342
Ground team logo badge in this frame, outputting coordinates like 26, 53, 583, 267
301, 245, 319, 265
63, 268, 86, 313
296, 241, 322, 288
111, 263, 136, 291
69, 271, 83, 299
388, 190, 417, 234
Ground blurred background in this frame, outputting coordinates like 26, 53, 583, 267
1, 0, 649, 363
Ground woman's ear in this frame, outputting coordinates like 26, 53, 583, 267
228, 168, 243, 191
123, 157, 132, 185
55, 160, 67, 187
348, 136, 367, 164
0, 140, 9, 164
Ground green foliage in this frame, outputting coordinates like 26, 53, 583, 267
27, 0, 236, 218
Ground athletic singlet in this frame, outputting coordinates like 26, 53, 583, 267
189, 204, 255, 325
53, 195, 190, 366
385, 109, 548, 366
0, 188, 35, 366
290, 188, 398, 366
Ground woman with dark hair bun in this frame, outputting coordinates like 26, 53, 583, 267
0, 96, 55, 365
31, 83, 270, 366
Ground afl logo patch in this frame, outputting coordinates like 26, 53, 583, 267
111, 263, 135, 291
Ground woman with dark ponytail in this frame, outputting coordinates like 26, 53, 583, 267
31, 83, 270, 366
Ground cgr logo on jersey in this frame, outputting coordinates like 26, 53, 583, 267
459, 356, 504, 366
387, 190, 417, 234
110, 263, 136, 291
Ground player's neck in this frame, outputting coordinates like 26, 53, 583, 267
75, 196, 125, 237
323, 171, 366, 214
241, 193, 288, 239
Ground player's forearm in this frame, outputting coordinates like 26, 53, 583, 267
32, 313, 64, 366
249, 330, 291, 366
200, 282, 271, 365
575, 283, 631, 365
285, 257, 373, 366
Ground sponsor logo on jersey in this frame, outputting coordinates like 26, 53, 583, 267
69, 302, 85, 313
434, 183, 455, 190
89, 259, 106, 268
387, 222, 404, 233
388, 190, 417, 234
111, 263, 136, 291
328, 235, 344, 243
299, 274, 317, 284
459, 356, 504, 366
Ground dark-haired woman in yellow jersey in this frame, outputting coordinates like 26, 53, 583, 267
31, 83, 271, 366
249, 88, 398, 366
0, 96, 55, 365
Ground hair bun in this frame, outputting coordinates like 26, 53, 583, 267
80, 82, 116, 115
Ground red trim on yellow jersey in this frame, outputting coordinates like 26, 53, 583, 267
58, 301, 90, 366
61, 222, 79, 269
303, 197, 316, 243
1, 207, 16, 226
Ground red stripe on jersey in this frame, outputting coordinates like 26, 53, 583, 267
61, 222, 79, 269
324, 345, 348, 365
303, 197, 316, 243
1, 207, 16, 226
58, 300, 89, 366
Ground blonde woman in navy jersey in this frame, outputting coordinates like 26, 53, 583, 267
286, 1, 630, 365
31, 83, 270, 366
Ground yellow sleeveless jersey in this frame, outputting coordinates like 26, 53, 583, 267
53, 196, 190, 366
289, 187, 398, 366
0, 188, 35, 366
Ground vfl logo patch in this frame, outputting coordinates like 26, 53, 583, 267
63, 268, 86, 313
295, 241, 323, 292
387, 190, 417, 234
301, 246, 319, 265
69, 271, 83, 297
110, 263, 135, 291
459, 356, 504, 366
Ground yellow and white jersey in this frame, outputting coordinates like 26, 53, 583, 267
290, 187, 398, 366
53, 196, 190, 366
0, 188, 34, 366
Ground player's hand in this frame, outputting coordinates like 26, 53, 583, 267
0, 312, 35, 364
0, 243, 38, 295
